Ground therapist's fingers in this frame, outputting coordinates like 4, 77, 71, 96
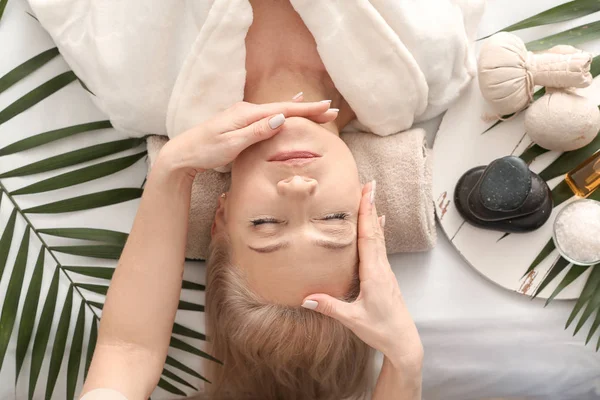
219, 101, 333, 130
289, 93, 339, 123
301, 293, 357, 328
358, 181, 385, 244
224, 113, 287, 151
308, 108, 339, 124
357, 181, 388, 280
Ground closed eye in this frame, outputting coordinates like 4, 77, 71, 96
251, 217, 280, 226
322, 212, 349, 221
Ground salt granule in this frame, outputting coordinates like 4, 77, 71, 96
555, 200, 600, 264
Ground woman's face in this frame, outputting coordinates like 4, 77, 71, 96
213, 117, 362, 305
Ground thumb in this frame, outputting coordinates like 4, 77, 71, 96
301, 294, 354, 325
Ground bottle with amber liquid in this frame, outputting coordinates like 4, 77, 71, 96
566, 152, 600, 197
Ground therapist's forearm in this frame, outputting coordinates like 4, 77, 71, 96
83, 151, 195, 398
372, 356, 423, 400
101, 155, 192, 355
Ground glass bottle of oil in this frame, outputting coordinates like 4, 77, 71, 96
566, 152, 600, 197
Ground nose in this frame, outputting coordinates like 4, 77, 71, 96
277, 176, 317, 198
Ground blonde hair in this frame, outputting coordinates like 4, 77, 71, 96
204, 235, 373, 400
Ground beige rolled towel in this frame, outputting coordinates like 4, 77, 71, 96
147, 128, 436, 259
341, 129, 436, 254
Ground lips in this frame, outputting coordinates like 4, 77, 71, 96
268, 151, 321, 162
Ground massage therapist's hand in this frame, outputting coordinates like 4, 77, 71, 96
302, 181, 423, 369
159, 100, 337, 176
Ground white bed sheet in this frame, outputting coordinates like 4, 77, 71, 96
0, 0, 599, 399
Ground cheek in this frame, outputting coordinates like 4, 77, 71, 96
230, 154, 264, 192
324, 153, 361, 196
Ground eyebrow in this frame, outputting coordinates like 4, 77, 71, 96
248, 242, 290, 253
248, 239, 354, 254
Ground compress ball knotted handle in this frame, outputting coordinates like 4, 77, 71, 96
478, 32, 593, 116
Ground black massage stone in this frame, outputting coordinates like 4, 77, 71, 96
479, 156, 531, 211
454, 156, 553, 233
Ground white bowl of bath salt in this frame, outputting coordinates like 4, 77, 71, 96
553, 199, 600, 266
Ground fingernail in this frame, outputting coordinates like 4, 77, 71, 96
301, 300, 318, 310
328, 108, 340, 113
370, 180, 376, 204
380, 215, 386, 228
292, 91, 303, 100
320, 100, 332, 104
269, 113, 285, 129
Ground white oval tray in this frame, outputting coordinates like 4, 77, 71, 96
433, 73, 600, 300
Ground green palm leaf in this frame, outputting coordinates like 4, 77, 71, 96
77, 79, 94, 96
66, 302, 86, 400
551, 180, 575, 207
24, 188, 143, 214
88, 302, 103, 310
586, 298, 600, 344
0, 228, 31, 370
84, 318, 97, 380
74, 284, 108, 296
532, 256, 571, 298
519, 144, 549, 165
29, 268, 59, 400
573, 272, 600, 336
162, 368, 198, 391
0, 48, 60, 95
182, 280, 206, 291
39, 228, 128, 246
0, 208, 17, 280
45, 286, 73, 400
25, 11, 37, 21
523, 239, 556, 277
157, 378, 187, 396
65, 270, 200, 290
546, 265, 592, 306
12, 152, 147, 195
62, 266, 115, 280
75, 295, 206, 314
0, 121, 112, 156
0, 71, 77, 125
178, 300, 205, 312
592, 54, 600, 77
165, 356, 210, 384
65, 267, 202, 286
170, 336, 221, 364
527, 191, 600, 305
0, 9, 210, 398
51, 245, 124, 260
15, 248, 45, 379
172, 323, 207, 341
526, 20, 600, 51
588, 185, 600, 202
64, 269, 208, 289
493, 0, 600, 35
566, 266, 600, 328
0, 138, 144, 178
0, 0, 7, 22
539, 134, 600, 181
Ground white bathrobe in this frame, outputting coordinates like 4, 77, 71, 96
28, 0, 485, 139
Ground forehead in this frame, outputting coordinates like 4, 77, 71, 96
230, 235, 358, 305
